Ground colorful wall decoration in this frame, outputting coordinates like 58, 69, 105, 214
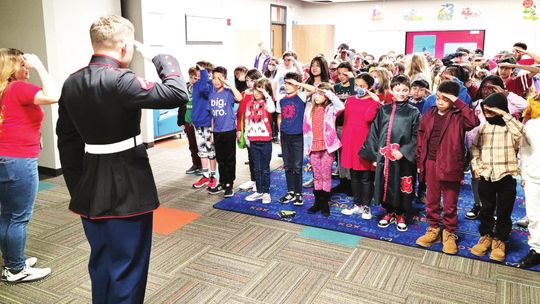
461, 6, 482, 19
523, 0, 538, 20
371, 5, 384, 21
403, 9, 423, 21
438, 3, 455, 20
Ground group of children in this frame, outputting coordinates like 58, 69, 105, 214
178, 46, 540, 268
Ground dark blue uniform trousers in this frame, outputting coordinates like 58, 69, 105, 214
81, 212, 153, 304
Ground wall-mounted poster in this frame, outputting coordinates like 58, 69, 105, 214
412, 35, 436, 54
185, 15, 224, 44
405, 30, 485, 58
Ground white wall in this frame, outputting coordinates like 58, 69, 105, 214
135, 0, 304, 76
40, 0, 121, 170
0, 0, 120, 171
296, 0, 540, 59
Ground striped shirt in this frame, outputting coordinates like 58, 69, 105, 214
471, 113, 524, 182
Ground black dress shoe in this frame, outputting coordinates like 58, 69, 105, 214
517, 250, 540, 269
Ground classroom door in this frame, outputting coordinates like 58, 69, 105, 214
292, 25, 335, 63
271, 24, 284, 57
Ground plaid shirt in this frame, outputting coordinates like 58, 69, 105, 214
471, 113, 524, 182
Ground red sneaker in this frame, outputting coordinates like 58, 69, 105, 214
395, 214, 408, 232
207, 177, 218, 189
378, 212, 395, 228
193, 176, 210, 188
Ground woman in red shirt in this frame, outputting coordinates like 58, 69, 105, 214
0, 48, 58, 283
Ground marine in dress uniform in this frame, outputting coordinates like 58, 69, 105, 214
56, 52, 188, 303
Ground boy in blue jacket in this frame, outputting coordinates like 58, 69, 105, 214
191, 61, 218, 189
422, 65, 472, 113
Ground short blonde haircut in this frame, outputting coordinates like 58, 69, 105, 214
90, 15, 134, 49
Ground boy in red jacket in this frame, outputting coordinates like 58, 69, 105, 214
415, 80, 480, 254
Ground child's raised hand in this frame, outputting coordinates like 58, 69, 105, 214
498, 62, 515, 69
483, 105, 506, 116
285, 79, 299, 86
440, 92, 458, 103
513, 47, 527, 56
422, 87, 432, 95
365, 89, 382, 103
347, 71, 355, 78
488, 84, 508, 96
255, 86, 267, 95
217, 75, 227, 85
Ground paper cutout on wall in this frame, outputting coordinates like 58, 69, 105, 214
438, 3, 455, 20
403, 9, 423, 21
372, 5, 384, 21
461, 7, 482, 19
523, 0, 538, 20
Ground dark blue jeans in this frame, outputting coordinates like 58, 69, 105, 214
250, 141, 272, 194
82, 212, 153, 304
247, 146, 255, 182
0, 156, 38, 271
280, 132, 303, 194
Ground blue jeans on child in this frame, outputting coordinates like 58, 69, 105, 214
280, 132, 303, 193
0, 156, 39, 271
250, 141, 272, 193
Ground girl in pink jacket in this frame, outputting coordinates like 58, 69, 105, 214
302, 82, 344, 216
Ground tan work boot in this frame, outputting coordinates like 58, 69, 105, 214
442, 230, 458, 255
416, 226, 441, 247
470, 235, 492, 257
490, 239, 506, 262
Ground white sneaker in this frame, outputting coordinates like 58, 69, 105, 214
1, 265, 51, 283
302, 179, 314, 188
25, 257, 37, 267
262, 193, 271, 204
239, 181, 256, 191
517, 216, 529, 228
361, 205, 372, 220
341, 205, 363, 216
245, 192, 263, 201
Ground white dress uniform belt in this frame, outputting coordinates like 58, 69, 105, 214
85, 135, 143, 154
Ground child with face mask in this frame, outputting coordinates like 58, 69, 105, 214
340, 73, 382, 219
470, 92, 525, 262
464, 75, 528, 220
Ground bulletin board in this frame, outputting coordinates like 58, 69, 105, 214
405, 30, 485, 58
185, 15, 224, 45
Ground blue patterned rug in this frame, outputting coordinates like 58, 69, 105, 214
214, 165, 538, 272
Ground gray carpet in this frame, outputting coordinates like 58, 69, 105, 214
1, 136, 539, 304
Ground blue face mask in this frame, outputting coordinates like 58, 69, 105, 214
356, 88, 366, 97
373, 79, 380, 89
